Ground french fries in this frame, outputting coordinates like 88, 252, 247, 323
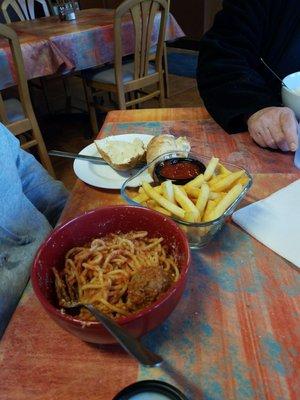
208, 184, 243, 220
195, 183, 210, 219
202, 200, 218, 222
131, 157, 250, 224
133, 185, 163, 203
204, 157, 219, 181
218, 163, 231, 176
210, 170, 244, 192
142, 182, 185, 219
184, 174, 205, 189
173, 185, 199, 222
161, 180, 175, 204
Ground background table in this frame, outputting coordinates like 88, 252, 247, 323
0, 8, 184, 90
0, 108, 299, 400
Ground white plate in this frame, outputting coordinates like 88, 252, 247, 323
73, 134, 154, 189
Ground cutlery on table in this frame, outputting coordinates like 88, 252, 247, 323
49, 149, 145, 170
62, 301, 163, 368
48, 150, 108, 165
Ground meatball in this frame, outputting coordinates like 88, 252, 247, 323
127, 265, 171, 310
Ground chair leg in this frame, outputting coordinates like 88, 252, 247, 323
128, 92, 136, 109
83, 79, 99, 136
163, 43, 170, 99
134, 91, 140, 109
159, 73, 165, 108
31, 121, 55, 177
20, 93, 55, 176
117, 89, 127, 110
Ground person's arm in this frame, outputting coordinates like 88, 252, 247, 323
16, 146, 69, 226
197, 0, 282, 133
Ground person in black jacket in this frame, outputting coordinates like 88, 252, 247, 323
197, 0, 300, 151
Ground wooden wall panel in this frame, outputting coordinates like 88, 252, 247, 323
170, 0, 204, 40
80, 0, 122, 9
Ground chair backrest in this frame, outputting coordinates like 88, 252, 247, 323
0, 24, 30, 124
0, 23, 54, 176
1, 0, 50, 23
114, 0, 168, 84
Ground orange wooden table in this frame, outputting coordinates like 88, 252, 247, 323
1, 107, 300, 400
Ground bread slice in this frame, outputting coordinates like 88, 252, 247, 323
146, 134, 191, 174
175, 136, 191, 152
94, 138, 146, 171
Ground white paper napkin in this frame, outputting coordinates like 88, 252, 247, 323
232, 179, 300, 268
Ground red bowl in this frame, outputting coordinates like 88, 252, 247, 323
31, 206, 190, 344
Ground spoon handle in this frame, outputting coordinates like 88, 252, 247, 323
84, 304, 163, 367
260, 58, 288, 88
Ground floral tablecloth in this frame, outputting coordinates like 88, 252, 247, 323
0, 8, 184, 89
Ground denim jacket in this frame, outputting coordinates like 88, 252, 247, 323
0, 123, 68, 338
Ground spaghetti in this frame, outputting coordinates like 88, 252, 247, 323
53, 231, 180, 321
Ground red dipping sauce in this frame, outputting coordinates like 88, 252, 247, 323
160, 161, 201, 180
154, 157, 206, 185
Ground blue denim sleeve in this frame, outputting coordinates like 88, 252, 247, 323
16, 149, 69, 226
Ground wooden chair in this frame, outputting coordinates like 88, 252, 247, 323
149, 0, 169, 97
0, 24, 54, 176
1, 0, 77, 115
162, 0, 170, 98
162, 42, 169, 98
83, 0, 168, 135
1, 0, 50, 23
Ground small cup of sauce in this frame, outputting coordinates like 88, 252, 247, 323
154, 157, 206, 185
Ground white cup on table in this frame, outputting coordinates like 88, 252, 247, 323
282, 72, 300, 168
282, 71, 300, 119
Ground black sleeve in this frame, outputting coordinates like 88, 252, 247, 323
197, 0, 282, 133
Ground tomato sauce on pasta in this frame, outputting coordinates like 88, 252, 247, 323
53, 231, 180, 321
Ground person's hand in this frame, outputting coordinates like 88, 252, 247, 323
247, 107, 299, 151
